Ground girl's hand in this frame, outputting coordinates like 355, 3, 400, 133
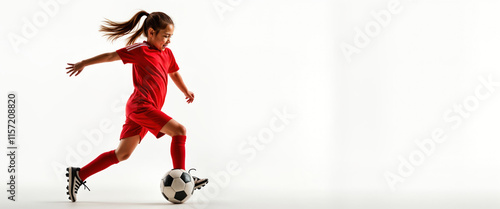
185, 91, 194, 104
66, 62, 85, 77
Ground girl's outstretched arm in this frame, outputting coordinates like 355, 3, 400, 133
169, 71, 194, 104
66, 52, 121, 77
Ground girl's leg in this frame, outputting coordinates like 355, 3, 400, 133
160, 118, 209, 190
115, 134, 141, 161
160, 119, 187, 170
160, 119, 186, 136
79, 135, 140, 180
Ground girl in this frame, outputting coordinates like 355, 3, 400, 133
65, 10, 208, 202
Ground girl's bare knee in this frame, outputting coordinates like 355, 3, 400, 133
116, 151, 132, 162
175, 124, 186, 136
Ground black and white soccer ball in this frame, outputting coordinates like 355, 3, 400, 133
160, 169, 195, 204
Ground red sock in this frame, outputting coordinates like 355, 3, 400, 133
79, 150, 119, 181
171, 135, 186, 170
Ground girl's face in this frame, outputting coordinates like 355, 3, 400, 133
147, 24, 174, 51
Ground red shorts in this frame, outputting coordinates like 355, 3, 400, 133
120, 103, 172, 142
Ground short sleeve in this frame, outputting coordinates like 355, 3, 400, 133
167, 48, 179, 73
116, 43, 143, 64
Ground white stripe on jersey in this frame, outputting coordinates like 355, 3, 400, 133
126, 43, 147, 52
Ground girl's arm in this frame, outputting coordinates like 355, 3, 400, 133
66, 52, 121, 77
169, 71, 194, 104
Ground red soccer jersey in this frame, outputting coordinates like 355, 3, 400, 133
116, 41, 179, 116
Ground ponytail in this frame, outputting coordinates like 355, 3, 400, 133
100, 10, 174, 46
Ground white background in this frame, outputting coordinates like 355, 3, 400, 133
1, 0, 500, 208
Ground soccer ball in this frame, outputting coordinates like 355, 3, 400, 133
160, 169, 195, 204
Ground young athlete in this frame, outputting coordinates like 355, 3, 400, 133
65, 10, 208, 202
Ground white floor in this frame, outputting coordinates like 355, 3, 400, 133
3, 191, 335, 209
2, 188, 500, 209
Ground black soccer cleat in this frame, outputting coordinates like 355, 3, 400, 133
66, 167, 90, 202
188, 168, 208, 190
193, 176, 209, 190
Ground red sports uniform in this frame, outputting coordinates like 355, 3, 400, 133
78, 42, 185, 181
117, 41, 179, 141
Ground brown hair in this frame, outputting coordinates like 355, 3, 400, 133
99, 10, 174, 46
